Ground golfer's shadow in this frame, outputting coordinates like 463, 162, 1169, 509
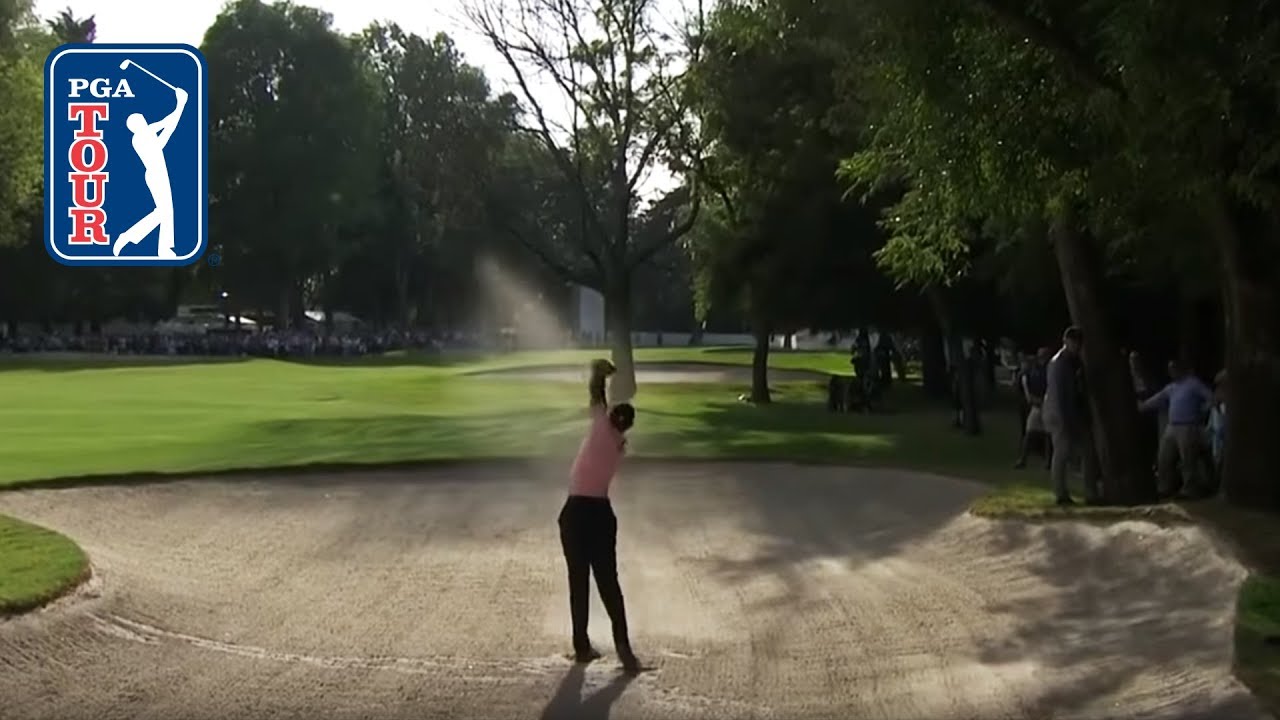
539, 663, 637, 720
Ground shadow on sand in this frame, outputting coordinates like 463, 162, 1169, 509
539, 663, 636, 720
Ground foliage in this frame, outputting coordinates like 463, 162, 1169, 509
836, 1, 1081, 288
341, 22, 514, 327
0, 0, 53, 248
202, 0, 381, 324
686, 0, 896, 333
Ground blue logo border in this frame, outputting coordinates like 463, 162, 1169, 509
43, 42, 209, 268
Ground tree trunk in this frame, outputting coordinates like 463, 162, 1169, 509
290, 284, 307, 330
1206, 195, 1280, 510
1049, 207, 1156, 505
276, 288, 290, 331
929, 286, 980, 432
750, 321, 772, 404
920, 318, 949, 398
605, 279, 637, 403
961, 350, 982, 435
394, 258, 411, 331
982, 338, 998, 404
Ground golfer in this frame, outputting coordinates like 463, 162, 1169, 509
558, 358, 640, 672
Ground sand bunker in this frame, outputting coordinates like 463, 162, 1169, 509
474, 362, 827, 384
0, 462, 1266, 720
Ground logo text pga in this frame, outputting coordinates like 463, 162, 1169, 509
44, 43, 208, 266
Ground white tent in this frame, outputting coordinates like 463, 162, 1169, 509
303, 310, 364, 331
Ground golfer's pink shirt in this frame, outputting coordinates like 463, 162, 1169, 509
568, 405, 626, 497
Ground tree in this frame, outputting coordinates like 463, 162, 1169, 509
686, 0, 898, 403
0, 0, 47, 248
833, 0, 1153, 491
956, 0, 1280, 509
465, 0, 701, 400
0, 4, 167, 333
357, 22, 514, 329
202, 0, 380, 328
839, 0, 1280, 508
45, 5, 93, 42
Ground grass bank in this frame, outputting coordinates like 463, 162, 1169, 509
1237, 575, 1280, 715
0, 514, 90, 615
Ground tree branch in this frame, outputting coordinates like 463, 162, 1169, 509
551, 0, 621, 126
465, 0, 611, 248
501, 225, 597, 287
629, 184, 701, 268
967, 0, 1127, 100
697, 156, 738, 221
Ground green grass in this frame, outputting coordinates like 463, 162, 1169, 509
969, 481, 1195, 525
0, 514, 90, 615
0, 347, 952, 487
1, 345, 857, 373
1237, 575, 1280, 716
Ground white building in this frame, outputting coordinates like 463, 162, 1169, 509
571, 285, 606, 343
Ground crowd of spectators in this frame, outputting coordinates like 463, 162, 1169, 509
0, 328, 446, 358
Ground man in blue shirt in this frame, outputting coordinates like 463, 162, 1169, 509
1138, 359, 1214, 498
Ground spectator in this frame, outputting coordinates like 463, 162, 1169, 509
1012, 353, 1030, 446
1128, 350, 1161, 474
1206, 369, 1228, 491
1015, 347, 1052, 469
1138, 359, 1214, 499
1043, 326, 1102, 505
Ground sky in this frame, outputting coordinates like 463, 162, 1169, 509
35, 1, 501, 80
34, 0, 692, 194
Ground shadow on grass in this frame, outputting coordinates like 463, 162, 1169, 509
638, 392, 1020, 481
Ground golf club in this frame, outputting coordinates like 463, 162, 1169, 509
119, 58, 179, 93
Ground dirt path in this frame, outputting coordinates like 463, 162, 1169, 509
0, 462, 1267, 720
471, 362, 827, 384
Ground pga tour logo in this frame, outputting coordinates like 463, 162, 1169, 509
44, 44, 207, 266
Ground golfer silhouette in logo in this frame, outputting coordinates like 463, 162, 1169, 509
112, 64, 187, 259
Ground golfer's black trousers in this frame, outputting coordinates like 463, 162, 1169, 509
558, 495, 631, 654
